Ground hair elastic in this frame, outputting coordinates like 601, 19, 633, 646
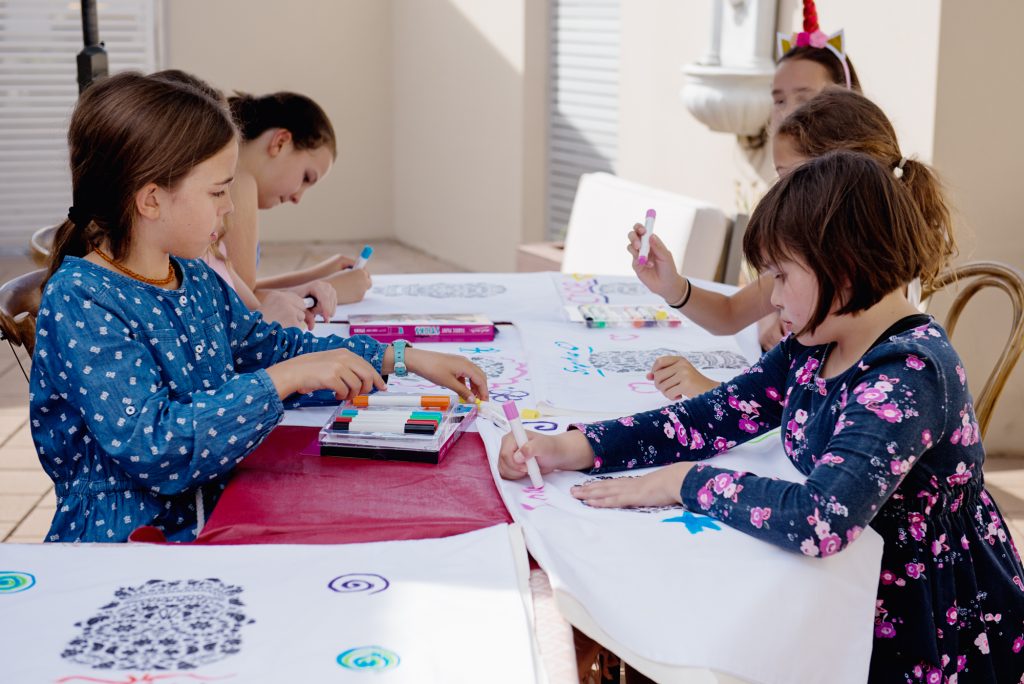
893, 157, 908, 180
669, 279, 693, 309
67, 205, 90, 227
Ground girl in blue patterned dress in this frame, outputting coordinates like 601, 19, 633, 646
31, 72, 487, 544
499, 151, 1024, 681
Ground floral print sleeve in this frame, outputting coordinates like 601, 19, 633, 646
578, 341, 793, 471
680, 344, 949, 557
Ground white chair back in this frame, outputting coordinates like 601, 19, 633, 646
560, 172, 731, 281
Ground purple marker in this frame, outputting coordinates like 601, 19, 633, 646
638, 208, 656, 266
503, 401, 544, 489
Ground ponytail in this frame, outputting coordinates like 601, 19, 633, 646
897, 159, 957, 290
228, 91, 336, 158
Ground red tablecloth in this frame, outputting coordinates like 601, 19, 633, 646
196, 425, 512, 545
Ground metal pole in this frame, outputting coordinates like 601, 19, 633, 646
77, 0, 108, 93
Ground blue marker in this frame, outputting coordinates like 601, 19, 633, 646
353, 245, 374, 270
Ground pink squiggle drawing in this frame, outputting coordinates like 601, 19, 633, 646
628, 381, 659, 394
56, 674, 235, 684
520, 484, 549, 511
490, 357, 529, 391
608, 333, 639, 341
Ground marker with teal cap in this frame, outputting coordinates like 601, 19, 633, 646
353, 245, 374, 270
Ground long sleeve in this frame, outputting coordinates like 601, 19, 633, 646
32, 260, 387, 498
211, 268, 387, 375
679, 344, 951, 557
578, 341, 792, 471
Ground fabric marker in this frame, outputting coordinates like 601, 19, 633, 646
503, 401, 544, 489
303, 296, 317, 309
638, 208, 656, 266
353, 394, 451, 410
353, 245, 374, 270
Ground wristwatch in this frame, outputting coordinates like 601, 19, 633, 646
392, 339, 411, 377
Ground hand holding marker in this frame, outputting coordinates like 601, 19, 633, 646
504, 400, 544, 489
353, 245, 374, 270
637, 208, 656, 266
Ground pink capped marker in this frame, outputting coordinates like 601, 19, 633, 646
638, 208, 656, 266
503, 401, 544, 489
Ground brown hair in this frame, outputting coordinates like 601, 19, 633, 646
47, 72, 236, 284
742, 46, 862, 150
228, 91, 337, 159
743, 151, 933, 335
150, 69, 226, 103
778, 46, 861, 92
776, 87, 957, 287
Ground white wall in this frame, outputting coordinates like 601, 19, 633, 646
930, 0, 1024, 456
164, 0, 393, 243
391, 0, 545, 272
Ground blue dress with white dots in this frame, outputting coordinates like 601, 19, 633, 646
30, 257, 386, 542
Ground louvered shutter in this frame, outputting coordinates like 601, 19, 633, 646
547, 0, 619, 241
0, 0, 161, 251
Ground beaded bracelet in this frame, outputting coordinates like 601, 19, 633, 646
668, 278, 692, 309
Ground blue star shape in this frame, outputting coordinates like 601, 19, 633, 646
662, 511, 721, 534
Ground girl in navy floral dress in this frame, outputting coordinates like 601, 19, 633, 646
499, 152, 1024, 682
31, 72, 487, 543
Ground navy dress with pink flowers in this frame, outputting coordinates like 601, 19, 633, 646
579, 315, 1024, 682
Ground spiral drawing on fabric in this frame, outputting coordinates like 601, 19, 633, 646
0, 570, 36, 594
327, 573, 390, 595
336, 646, 401, 671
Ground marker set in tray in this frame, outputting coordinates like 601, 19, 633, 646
318, 393, 476, 464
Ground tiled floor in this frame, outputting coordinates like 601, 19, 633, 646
0, 239, 463, 542
2, 242, 1023, 550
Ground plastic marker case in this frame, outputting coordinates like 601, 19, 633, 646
576, 304, 685, 329
318, 392, 475, 464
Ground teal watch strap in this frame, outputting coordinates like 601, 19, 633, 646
393, 339, 410, 377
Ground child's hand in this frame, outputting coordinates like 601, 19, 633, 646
289, 279, 338, 328
329, 268, 372, 305
570, 462, 692, 508
404, 348, 489, 402
627, 223, 687, 303
322, 253, 356, 272
647, 355, 717, 400
266, 348, 386, 401
257, 290, 311, 330
498, 430, 595, 480
758, 312, 788, 351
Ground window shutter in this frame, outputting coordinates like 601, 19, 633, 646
547, 0, 619, 241
0, 0, 161, 251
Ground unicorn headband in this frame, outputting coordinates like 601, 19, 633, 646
776, 0, 851, 89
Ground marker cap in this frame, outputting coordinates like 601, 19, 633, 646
502, 400, 520, 421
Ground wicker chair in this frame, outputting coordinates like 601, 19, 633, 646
923, 261, 1024, 438
0, 268, 46, 379
29, 224, 57, 266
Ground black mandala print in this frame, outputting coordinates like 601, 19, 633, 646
372, 283, 507, 298
61, 578, 254, 671
595, 282, 648, 297
683, 350, 748, 369
589, 349, 747, 373
590, 348, 681, 374
470, 356, 505, 378
580, 476, 682, 513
